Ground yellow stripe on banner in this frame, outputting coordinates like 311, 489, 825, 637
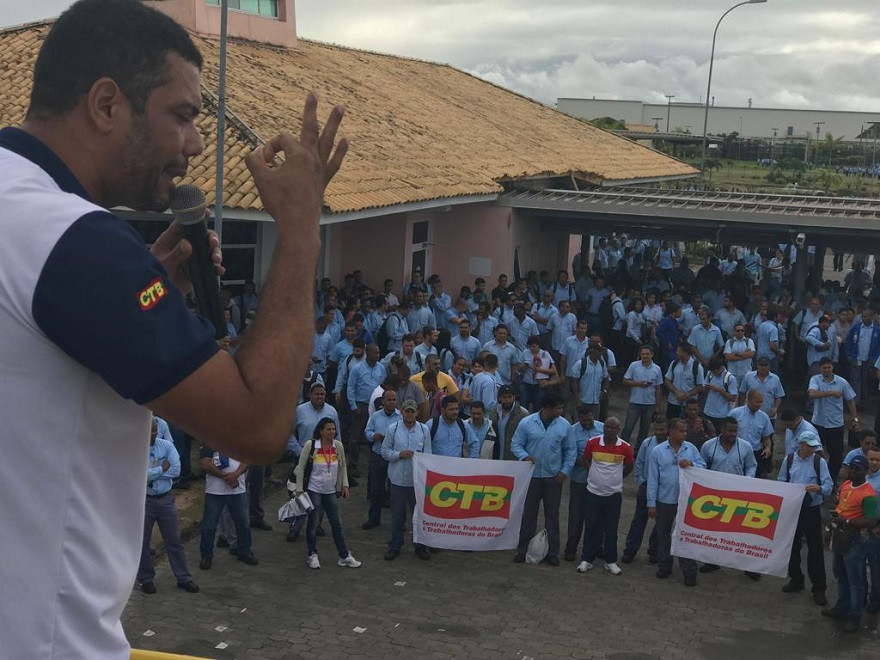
592, 452, 624, 463
131, 651, 213, 660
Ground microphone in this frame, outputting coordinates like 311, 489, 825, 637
169, 185, 227, 339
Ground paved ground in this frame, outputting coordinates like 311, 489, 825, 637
124, 411, 880, 659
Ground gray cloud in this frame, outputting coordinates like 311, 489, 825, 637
4, 0, 879, 111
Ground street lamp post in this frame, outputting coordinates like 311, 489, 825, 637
700, 0, 769, 172
665, 94, 676, 132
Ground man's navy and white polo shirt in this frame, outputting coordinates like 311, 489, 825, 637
0, 127, 218, 658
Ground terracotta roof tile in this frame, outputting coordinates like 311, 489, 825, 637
0, 21, 696, 214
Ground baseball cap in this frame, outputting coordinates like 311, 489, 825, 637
798, 432, 821, 448
848, 454, 869, 470
401, 399, 418, 412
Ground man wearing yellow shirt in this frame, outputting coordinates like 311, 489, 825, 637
411, 354, 460, 397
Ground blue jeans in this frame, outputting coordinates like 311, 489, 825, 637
307, 490, 349, 559
833, 542, 866, 620
200, 493, 251, 560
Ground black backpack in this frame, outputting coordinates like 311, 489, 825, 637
670, 357, 701, 383
430, 417, 467, 444
375, 313, 400, 354
579, 350, 608, 380
784, 452, 821, 483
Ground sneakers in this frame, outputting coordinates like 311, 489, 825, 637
576, 561, 593, 573
237, 553, 259, 566
338, 553, 362, 568
308, 553, 321, 570
604, 562, 622, 576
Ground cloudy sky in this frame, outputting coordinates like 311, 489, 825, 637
4, 0, 879, 111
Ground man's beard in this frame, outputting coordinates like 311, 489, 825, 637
120, 114, 170, 212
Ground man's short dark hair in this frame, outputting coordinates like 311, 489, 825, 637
470, 401, 485, 412
543, 392, 565, 409
402, 334, 415, 344
29, 0, 203, 119
352, 339, 366, 350
818, 356, 833, 367
484, 354, 499, 369
441, 395, 458, 409
780, 407, 799, 422
722, 416, 738, 429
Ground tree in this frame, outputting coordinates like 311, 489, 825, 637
819, 132, 844, 168
588, 116, 628, 131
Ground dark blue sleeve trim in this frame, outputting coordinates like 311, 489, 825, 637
33, 211, 219, 404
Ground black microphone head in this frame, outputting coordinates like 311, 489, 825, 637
169, 184, 207, 225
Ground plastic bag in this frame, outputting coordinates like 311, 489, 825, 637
525, 529, 549, 564
277, 492, 314, 522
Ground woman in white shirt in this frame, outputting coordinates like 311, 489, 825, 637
294, 418, 361, 570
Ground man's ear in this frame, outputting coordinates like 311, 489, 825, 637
85, 77, 128, 134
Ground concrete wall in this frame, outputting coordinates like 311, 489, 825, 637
326, 213, 408, 293
558, 97, 880, 141
147, 0, 298, 48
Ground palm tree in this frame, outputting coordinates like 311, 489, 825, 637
819, 132, 844, 168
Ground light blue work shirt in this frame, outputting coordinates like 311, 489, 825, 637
624, 360, 664, 405
634, 435, 663, 486
155, 416, 172, 442
756, 320, 779, 360
146, 438, 181, 496
430, 292, 452, 317
381, 349, 424, 375
290, 402, 341, 455
365, 407, 401, 456
857, 322, 875, 361
364, 310, 385, 336
426, 417, 481, 458
381, 420, 432, 487
511, 413, 576, 478
482, 340, 520, 385
728, 405, 774, 451
804, 325, 833, 366
700, 437, 757, 477
470, 371, 498, 413
798, 308, 824, 339
310, 331, 333, 373
465, 418, 495, 445
867, 469, 880, 493
384, 313, 409, 353
508, 316, 539, 350
549, 311, 578, 352
474, 315, 498, 346
808, 374, 855, 428
688, 323, 724, 361
703, 369, 737, 418
328, 338, 354, 366
714, 307, 747, 338
646, 441, 705, 506
572, 355, 609, 405
664, 357, 705, 405
562, 335, 590, 377
783, 417, 818, 456
777, 452, 833, 507
347, 361, 387, 410
408, 305, 436, 333
738, 370, 785, 418
413, 342, 438, 364
568, 420, 605, 484
451, 334, 482, 363
723, 337, 755, 379
531, 302, 558, 333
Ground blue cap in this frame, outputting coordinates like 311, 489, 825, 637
848, 454, 869, 470
798, 432, 821, 449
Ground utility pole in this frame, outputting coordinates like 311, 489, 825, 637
812, 121, 825, 166
665, 95, 675, 132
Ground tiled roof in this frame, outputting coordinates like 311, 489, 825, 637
0, 21, 697, 214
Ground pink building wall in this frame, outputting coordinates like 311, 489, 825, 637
325, 203, 572, 300
147, 0, 297, 48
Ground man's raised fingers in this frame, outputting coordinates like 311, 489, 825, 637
299, 92, 320, 148
246, 132, 297, 172
318, 104, 346, 163
324, 137, 349, 186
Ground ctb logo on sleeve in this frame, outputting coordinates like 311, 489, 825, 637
684, 482, 782, 540
138, 278, 167, 311
424, 470, 513, 520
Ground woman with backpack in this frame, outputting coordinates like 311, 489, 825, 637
293, 418, 362, 570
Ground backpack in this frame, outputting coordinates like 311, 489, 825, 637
336, 353, 357, 390
552, 281, 575, 300
579, 351, 608, 380
429, 417, 468, 444
670, 357, 701, 384
375, 313, 399, 354
784, 452, 821, 483
706, 438, 743, 471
